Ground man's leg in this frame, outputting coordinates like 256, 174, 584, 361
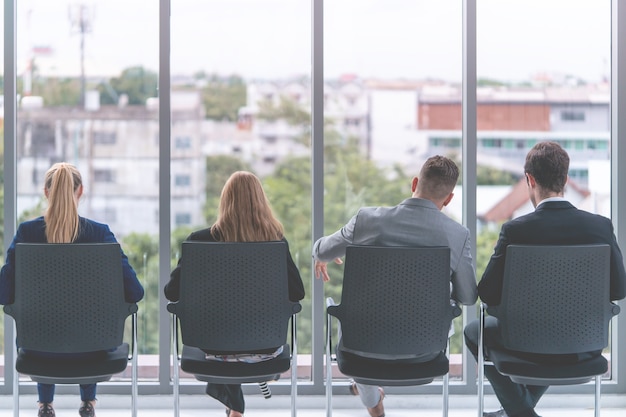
464, 318, 548, 417
354, 383, 385, 417
354, 383, 382, 408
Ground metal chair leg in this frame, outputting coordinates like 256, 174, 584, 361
478, 303, 486, 417
172, 315, 180, 417
291, 314, 298, 417
13, 321, 19, 417
594, 374, 601, 417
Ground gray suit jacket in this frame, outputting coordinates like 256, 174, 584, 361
313, 197, 477, 305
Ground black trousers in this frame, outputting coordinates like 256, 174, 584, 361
206, 383, 245, 413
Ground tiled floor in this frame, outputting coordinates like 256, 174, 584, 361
0, 394, 625, 417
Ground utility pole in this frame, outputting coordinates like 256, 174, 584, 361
68, 3, 93, 108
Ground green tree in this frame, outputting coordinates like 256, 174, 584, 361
257, 96, 311, 146
33, 77, 81, 107
98, 66, 158, 106
121, 233, 160, 354
200, 74, 247, 122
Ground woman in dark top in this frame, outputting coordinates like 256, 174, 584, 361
165, 171, 304, 417
0, 162, 144, 417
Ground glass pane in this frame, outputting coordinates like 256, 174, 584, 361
324, 0, 464, 381
475, 0, 612, 372
16, 0, 159, 381
170, 0, 312, 382
0, 0, 5, 366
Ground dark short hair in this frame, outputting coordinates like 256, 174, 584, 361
524, 141, 569, 193
418, 155, 459, 199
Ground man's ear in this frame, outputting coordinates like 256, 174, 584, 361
442, 192, 454, 207
411, 177, 418, 193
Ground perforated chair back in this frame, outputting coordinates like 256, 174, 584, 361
6, 243, 133, 353
170, 241, 300, 353
331, 245, 455, 357
489, 244, 615, 354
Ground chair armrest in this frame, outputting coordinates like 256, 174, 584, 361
166, 302, 178, 314
485, 302, 500, 318
326, 297, 339, 317
3, 305, 13, 316
451, 301, 462, 318
610, 302, 621, 317
291, 302, 302, 314
128, 310, 138, 360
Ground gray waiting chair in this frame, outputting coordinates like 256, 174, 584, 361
4, 243, 138, 417
325, 245, 461, 417
478, 244, 620, 417
167, 241, 301, 417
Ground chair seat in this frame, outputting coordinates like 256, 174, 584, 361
336, 348, 449, 386
16, 343, 130, 384
489, 348, 608, 385
181, 343, 291, 384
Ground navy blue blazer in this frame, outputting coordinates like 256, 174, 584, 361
0, 216, 144, 305
479, 200, 626, 306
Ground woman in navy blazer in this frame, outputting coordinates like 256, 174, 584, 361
0, 163, 144, 417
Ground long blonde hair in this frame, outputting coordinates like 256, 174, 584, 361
43, 162, 82, 243
211, 171, 284, 242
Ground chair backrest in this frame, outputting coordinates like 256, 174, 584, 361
490, 244, 617, 354
330, 245, 457, 357
169, 241, 300, 353
5, 243, 134, 353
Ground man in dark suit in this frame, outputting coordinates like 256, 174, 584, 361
464, 141, 626, 417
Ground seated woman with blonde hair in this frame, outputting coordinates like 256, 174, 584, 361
165, 171, 305, 417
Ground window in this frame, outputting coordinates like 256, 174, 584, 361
561, 110, 586, 121
93, 131, 117, 144
175, 136, 191, 149
174, 174, 191, 187
175, 212, 192, 226
94, 169, 115, 183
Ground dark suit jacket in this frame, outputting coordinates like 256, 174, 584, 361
479, 200, 626, 307
164, 227, 305, 303
0, 216, 144, 305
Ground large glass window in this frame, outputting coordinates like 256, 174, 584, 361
170, 0, 312, 385
2, 0, 624, 396
15, 0, 159, 384
475, 0, 613, 375
0, 0, 5, 368
323, 0, 464, 384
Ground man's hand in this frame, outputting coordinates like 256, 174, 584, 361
314, 258, 343, 282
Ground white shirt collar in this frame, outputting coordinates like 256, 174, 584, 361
536, 196, 567, 209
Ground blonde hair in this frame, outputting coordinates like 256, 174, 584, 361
43, 162, 82, 243
211, 171, 284, 242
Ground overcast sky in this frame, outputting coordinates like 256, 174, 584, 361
5, 0, 611, 83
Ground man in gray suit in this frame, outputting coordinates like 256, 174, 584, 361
313, 155, 477, 417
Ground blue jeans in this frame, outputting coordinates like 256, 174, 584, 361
38, 383, 96, 403
21, 350, 102, 404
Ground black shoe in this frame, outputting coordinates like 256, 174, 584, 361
483, 409, 508, 417
38, 403, 55, 417
79, 401, 95, 417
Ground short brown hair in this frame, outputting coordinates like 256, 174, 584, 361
524, 141, 569, 193
417, 155, 459, 200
